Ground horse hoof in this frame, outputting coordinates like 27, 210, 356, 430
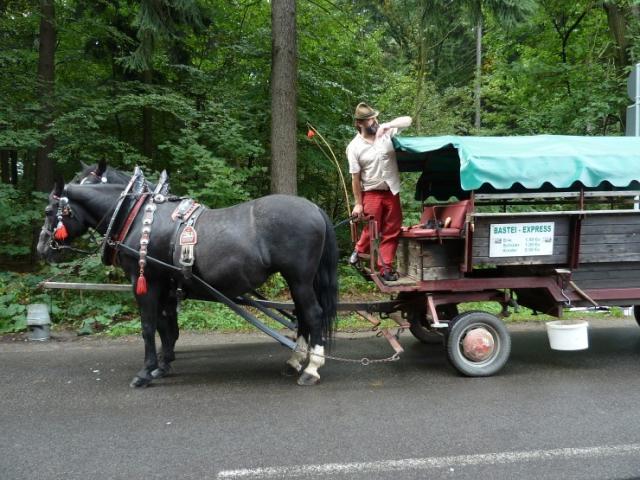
297, 372, 320, 386
130, 375, 152, 388
281, 363, 300, 377
151, 366, 171, 379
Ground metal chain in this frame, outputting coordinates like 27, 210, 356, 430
294, 338, 402, 366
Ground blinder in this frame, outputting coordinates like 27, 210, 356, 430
49, 191, 74, 242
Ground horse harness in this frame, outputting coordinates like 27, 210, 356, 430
97, 168, 205, 295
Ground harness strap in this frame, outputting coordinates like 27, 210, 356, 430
168, 199, 201, 260
111, 193, 149, 265
101, 167, 146, 265
170, 204, 205, 302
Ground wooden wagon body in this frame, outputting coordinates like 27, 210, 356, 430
352, 135, 640, 376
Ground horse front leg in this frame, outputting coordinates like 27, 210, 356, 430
130, 284, 161, 388
152, 294, 179, 379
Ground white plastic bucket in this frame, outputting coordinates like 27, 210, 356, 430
545, 320, 589, 351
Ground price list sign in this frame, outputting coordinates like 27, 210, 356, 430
489, 222, 555, 257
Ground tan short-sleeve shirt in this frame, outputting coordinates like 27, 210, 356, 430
346, 128, 401, 195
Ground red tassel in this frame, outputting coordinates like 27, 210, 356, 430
54, 221, 68, 241
135, 274, 148, 295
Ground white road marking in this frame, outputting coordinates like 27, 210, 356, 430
217, 443, 640, 479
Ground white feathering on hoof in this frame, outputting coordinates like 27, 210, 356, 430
286, 337, 309, 372
303, 345, 325, 379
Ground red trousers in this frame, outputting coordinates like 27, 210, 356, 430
355, 190, 403, 272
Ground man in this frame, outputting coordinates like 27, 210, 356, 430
347, 102, 412, 281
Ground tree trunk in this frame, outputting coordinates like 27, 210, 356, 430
10, 151, 17, 185
270, 0, 297, 195
34, 0, 56, 192
603, 2, 630, 70
1, 151, 9, 184
603, 2, 631, 131
474, 16, 483, 130
413, 33, 426, 132
142, 69, 153, 159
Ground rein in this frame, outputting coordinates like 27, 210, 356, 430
333, 215, 357, 229
112, 241, 401, 365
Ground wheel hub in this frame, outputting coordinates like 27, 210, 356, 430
462, 327, 495, 362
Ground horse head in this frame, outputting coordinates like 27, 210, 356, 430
36, 177, 120, 263
76, 158, 108, 184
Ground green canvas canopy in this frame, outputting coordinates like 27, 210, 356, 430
393, 135, 640, 201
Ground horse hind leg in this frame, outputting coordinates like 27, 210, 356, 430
298, 344, 325, 386
283, 335, 309, 377
289, 283, 325, 386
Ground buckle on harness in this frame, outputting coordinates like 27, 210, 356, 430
179, 225, 198, 268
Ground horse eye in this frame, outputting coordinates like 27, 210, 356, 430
45, 206, 54, 215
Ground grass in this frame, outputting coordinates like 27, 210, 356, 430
99, 268, 630, 336
2, 264, 633, 338
458, 301, 628, 323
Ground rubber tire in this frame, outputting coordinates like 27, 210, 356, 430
633, 306, 640, 328
445, 310, 511, 377
408, 304, 459, 345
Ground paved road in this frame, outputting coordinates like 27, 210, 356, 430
2, 319, 640, 480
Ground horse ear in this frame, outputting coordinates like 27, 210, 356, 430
80, 161, 89, 169
53, 174, 65, 196
97, 158, 107, 176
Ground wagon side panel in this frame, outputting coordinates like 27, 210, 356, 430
579, 213, 640, 264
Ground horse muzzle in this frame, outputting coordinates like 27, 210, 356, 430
36, 229, 61, 263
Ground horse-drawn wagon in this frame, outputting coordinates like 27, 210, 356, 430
38, 134, 640, 385
350, 135, 640, 377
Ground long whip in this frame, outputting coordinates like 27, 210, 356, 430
306, 123, 351, 217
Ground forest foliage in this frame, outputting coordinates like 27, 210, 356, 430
2, 0, 639, 258
1, 0, 639, 331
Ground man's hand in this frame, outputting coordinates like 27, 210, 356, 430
351, 203, 364, 220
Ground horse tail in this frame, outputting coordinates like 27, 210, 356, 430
314, 209, 339, 344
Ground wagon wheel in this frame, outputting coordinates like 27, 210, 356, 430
408, 304, 458, 345
445, 311, 511, 377
633, 306, 640, 328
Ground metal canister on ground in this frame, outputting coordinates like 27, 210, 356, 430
27, 303, 51, 341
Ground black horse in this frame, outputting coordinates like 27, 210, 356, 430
76, 159, 154, 187
37, 166, 338, 387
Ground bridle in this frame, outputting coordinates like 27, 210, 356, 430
44, 168, 121, 253
46, 167, 149, 257
44, 185, 117, 255
44, 189, 98, 254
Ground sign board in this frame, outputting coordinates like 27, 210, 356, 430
627, 104, 640, 136
628, 63, 640, 101
489, 222, 555, 257
627, 64, 640, 136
